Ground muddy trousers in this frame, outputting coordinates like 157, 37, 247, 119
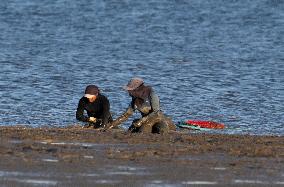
128, 111, 176, 134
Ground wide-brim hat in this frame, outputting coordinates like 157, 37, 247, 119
123, 77, 144, 91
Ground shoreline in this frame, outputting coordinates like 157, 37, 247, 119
0, 126, 283, 186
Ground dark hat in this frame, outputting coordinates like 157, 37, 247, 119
123, 77, 144, 91
84, 85, 99, 98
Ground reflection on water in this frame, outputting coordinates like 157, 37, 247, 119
0, 0, 283, 135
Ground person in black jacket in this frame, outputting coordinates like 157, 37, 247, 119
76, 85, 112, 128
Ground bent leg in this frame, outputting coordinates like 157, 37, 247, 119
152, 121, 169, 134
138, 112, 171, 134
138, 123, 152, 133
164, 116, 176, 131
134, 112, 175, 134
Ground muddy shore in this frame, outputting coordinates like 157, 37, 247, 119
0, 126, 283, 187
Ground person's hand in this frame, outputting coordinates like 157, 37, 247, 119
103, 123, 113, 131
89, 117, 96, 123
133, 117, 147, 127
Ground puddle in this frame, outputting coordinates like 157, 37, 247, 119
49, 142, 67, 145
78, 173, 100, 177
42, 159, 59, 162
94, 179, 121, 184
0, 171, 42, 177
182, 181, 218, 185
39, 141, 128, 149
151, 180, 163, 184
105, 165, 148, 176
0, 171, 56, 186
146, 183, 182, 187
108, 171, 134, 175
51, 142, 97, 147
233, 179, 267, 184
12, 179, 57, 186
0, 171, 23, 177
83, 155, 94, 159
177, 156, 201, 161
211, 167, 226, 170
9, 140, 22, 144
117, 166, 145, 171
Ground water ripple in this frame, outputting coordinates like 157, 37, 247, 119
0, 0, 283, 135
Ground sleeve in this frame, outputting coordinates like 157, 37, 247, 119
130, 97, 136, 110
104, 106, 134, 130
76, 98, 89, 122
133, 90, 161, 127
150, 89, 160, 112
100, 96, 111, 126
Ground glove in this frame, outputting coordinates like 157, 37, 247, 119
88, 117, 97, 123
133, 111, 161, 127
103, 107, 134, 131
133, 117, 147, 127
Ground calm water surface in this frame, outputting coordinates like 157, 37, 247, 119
0, 0, 283, 135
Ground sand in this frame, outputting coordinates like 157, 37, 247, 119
0, 125, 283, 187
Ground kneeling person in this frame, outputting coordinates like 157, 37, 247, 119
104, 78, 175, 134
76, 85, 112, 128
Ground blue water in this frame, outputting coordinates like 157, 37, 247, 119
0, 0, 283, 135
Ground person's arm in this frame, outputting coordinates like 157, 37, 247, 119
76, 99, 89, 122
100, 96, 111, 126
149, 89, 160, 112
104, 106, 134, 130
133, 89, 160, 127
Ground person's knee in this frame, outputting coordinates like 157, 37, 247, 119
152, 122, 169, 134
138, 124, 152, 133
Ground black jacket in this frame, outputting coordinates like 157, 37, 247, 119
76, 94, 112, 125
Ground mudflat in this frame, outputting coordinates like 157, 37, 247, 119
0, 126, 283, 187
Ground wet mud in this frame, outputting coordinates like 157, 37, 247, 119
0, 126, 283, 187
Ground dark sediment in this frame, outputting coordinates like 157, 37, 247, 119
0, 126, 283, 187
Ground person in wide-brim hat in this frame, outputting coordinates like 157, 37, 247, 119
122, 77, 144, 91
76, 85, 112, 128
104, 77, 176, 134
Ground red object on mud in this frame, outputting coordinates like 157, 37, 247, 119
185, 120, 225, 129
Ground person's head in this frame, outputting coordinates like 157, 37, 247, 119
84, 85, 99, 102
123, 77, 144, 96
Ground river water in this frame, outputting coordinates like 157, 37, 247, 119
0, 0, 283, 135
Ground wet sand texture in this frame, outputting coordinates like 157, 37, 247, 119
0, 126, 283, 187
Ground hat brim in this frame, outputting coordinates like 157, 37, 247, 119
123, 85, 135, 91
84, 94, 96, 98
